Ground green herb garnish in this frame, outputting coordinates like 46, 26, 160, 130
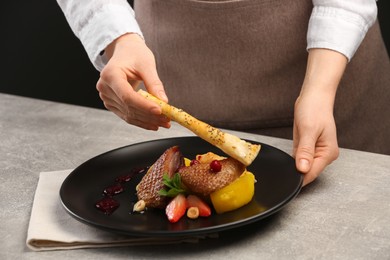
158, 173, 187, 197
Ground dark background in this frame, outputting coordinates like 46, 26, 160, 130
1, 1, 389, 109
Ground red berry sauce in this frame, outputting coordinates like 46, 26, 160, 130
103, 184, 124, 196
95, 197, 120, 215
95, 166, 149, 215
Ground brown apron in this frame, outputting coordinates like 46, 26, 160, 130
134, 0, 390, 155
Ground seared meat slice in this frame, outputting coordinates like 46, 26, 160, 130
178, 157, 245, 197
137, 146, 184, 209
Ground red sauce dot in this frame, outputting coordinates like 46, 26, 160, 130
95, 197, 120, 215
103, 184, 124, 196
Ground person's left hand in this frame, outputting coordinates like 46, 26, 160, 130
293, 48, 347, 186
293, 90, 339, 186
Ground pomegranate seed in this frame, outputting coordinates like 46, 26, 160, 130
210, 160, 222, 172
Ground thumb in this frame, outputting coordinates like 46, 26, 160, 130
295, 135, 315, 173
140, 68, 168, 103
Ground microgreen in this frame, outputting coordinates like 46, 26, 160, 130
158, 173, 187, 197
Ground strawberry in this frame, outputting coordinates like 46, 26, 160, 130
165, 194, 187, 223
186, 195, 211, 217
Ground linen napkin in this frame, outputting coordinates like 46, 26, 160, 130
26, 170, 216, 251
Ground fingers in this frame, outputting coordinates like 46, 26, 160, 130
293, 122, 316, 174
137, 59, 168, 103
296, 148, 313, 174
96, 33, 170, 130
301, 143, 339, 186
301, 157, 329, 186
293, 121, 339, 186
97, 69, 170, 130
294, 130, 326, 187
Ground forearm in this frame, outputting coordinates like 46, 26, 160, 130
300, 49, 347, 108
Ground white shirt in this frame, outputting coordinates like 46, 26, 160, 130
56, 0, 378, 72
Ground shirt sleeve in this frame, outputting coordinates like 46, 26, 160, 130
56, 0, 143, 71
307, 0, 378, 61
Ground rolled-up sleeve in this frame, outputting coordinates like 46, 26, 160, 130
307, 0, 378, 61
56, 0, 143, 71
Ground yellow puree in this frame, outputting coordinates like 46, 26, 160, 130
210, 171, 255, 214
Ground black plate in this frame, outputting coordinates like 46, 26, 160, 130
60, 136, 302, 237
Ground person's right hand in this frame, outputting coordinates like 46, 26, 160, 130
96, 33, 170, 130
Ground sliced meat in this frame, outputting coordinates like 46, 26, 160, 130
178, 157, 245, 197
137, 146, 184, 209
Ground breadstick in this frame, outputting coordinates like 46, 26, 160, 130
138, 89, 260, 166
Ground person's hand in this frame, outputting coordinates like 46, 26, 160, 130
96, 33, 170, 130
293, 90, 339, 186
293, 48, 347, 186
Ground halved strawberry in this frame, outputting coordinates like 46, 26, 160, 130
165, 194, 187, 223
186, 195, 211, 217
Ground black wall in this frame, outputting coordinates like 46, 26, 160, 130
1, 1, 389, 109
1, 1, 102, 108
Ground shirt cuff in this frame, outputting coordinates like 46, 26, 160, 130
78, 4, 143, 71
307, 5, 376, 61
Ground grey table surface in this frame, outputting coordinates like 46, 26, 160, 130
1, 93, 389, 260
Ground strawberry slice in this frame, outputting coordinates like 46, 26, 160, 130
165, 194, 187, 223
186, 195, 211, 217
